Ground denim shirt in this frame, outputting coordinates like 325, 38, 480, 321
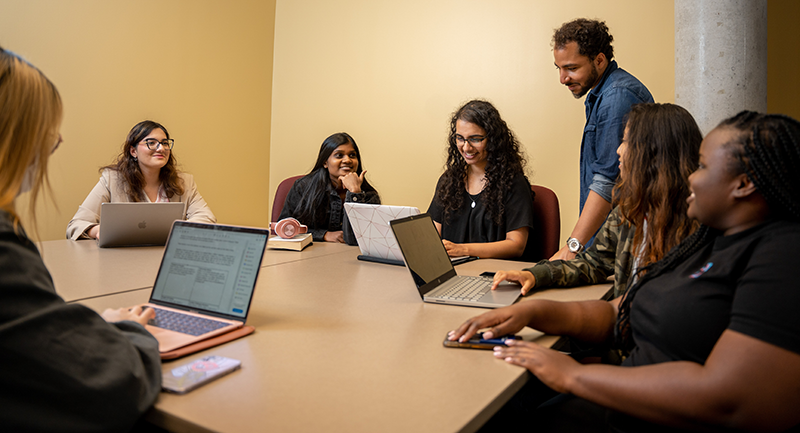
580, 60, 653, 210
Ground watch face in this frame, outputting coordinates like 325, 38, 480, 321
568, 238, 581, 253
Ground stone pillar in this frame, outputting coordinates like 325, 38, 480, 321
675, 0, 767, 135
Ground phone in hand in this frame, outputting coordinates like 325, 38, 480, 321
442, 332, 521, 350
162, 355, 242, 394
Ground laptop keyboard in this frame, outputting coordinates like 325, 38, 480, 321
437, 277, 491, 302
148, 307, 230, 336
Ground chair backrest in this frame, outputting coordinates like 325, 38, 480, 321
527, 185, 561, 262
271, 175, 304, 223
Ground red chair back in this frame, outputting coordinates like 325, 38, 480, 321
527, 185, 561, 261
271, 175, 304, 223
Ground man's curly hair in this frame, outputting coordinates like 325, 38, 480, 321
552, 18, 614, 61
436, 100, 529, 225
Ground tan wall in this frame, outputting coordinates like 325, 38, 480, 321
768, 0, 800, 119
2, 0, 276, 241
269, 0, 675, 245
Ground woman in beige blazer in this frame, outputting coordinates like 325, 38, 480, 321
67, 120, 216, 240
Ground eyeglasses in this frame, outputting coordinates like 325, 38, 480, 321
52, 134, 62, 154
142, 138, 174, 150
455, 135, 486, 145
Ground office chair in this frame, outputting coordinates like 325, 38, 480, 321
527, 185, 561, 261
271, 175, 303, 223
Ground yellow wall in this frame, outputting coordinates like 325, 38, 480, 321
768, 0, 800, 119
2, 0, 275, 241
269, 0, 675, 244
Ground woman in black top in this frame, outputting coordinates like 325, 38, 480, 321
428, 100, 533, 260
279, 132, 380, 244
0, 46, 160, 432
449, 112, 800, 432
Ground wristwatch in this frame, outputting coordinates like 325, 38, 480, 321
567, 237, 584, 254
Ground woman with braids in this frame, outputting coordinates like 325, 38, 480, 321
448, 112, 800, 432
279, 132, 380, 244
490, 103, 701, 298
428, 100, 533, 259
66, 120, 216, 240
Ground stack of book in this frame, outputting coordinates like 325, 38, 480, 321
267, 233, 313, 251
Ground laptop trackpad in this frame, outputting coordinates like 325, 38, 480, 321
480, 282, 521, 303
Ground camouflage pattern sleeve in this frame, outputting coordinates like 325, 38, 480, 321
523, 207, 635, 298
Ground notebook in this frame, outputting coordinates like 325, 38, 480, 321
138, 220, 269, 353
390, 213, 521, 308
344, 203, 420, 266
98, 202, 185, 248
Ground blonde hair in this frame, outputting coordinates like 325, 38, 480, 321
0, 47, 62, 232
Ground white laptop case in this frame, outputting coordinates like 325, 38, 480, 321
345, 203, 420, 265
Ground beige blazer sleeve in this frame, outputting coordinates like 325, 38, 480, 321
66, 170, 216, 240
176, 173, 216, 224
66, 170, 122, 240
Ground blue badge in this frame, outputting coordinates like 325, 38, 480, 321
690, 262, 713, 279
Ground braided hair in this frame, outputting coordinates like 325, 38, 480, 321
615, 111, 800, 351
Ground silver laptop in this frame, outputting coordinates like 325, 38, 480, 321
98, 202, 185, 248
390, 213, 521, 308
345, 203, 420, 266
138, 220, 269, 353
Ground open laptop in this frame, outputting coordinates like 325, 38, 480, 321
98, 202, 185, 248
138, 220, 269, 353
345, 203, 420, 266
390, 213, 521, 308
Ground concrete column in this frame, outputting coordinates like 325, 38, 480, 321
675, 0, 767, 135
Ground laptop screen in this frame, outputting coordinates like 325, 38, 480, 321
150, 221, 269, 319
390, 214, 456, 290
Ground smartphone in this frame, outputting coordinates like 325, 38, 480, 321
442, 332, 521, 350
479, 271, 496, 278
162, 355, 242, 394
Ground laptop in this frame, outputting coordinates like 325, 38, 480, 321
98, 202, 185, 248
138, 220, 269, 353
345, 203, 420, 266
390, 213, 521, 308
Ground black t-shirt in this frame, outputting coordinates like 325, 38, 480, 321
427, 172, 534, 259
625, 219, 800, 367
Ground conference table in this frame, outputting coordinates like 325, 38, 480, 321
43, 239, 610, 433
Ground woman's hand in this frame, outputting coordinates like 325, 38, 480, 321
442, 239, 468, 257
447, 302, 535, 343
88, 225, 100, 239
324, 230, 345, 243
493, 339, 581, 394
101, 305, 155, 327
339, 171, 365, 194
491, 270, 536, 295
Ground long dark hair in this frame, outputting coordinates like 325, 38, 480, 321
615, 111, 800, 351
614, 103, 702, 271
436, 100, 529, 225
293, 132, 377, 226
102, 120, 183, 201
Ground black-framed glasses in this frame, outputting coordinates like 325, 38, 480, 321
455, 135, 485, 145
142, 138, 174, 150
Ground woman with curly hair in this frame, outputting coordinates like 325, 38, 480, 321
450, 111, 800, 432
427, 100, 533, 260
67, 120, 216, 240
490, 103, 702, 298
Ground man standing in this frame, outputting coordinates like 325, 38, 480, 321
550, 18, 653, 260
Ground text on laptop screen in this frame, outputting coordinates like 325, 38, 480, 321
150, 224, 267, 318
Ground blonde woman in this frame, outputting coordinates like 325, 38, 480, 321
0, 47, 160, 431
